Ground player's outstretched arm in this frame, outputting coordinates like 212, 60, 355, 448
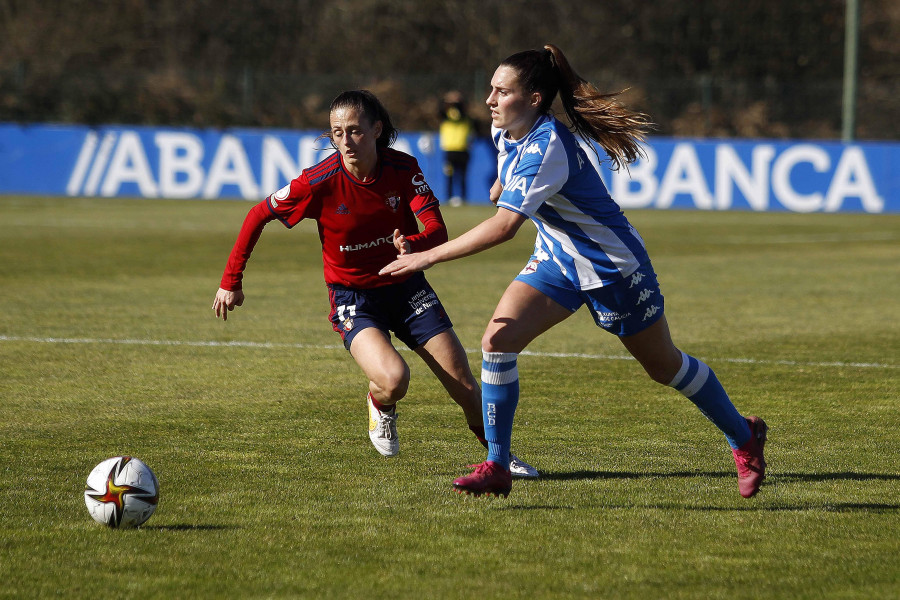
213, 287, 245, 321
379, 208, 526, 277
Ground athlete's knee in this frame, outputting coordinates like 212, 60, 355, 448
643, 350, 685, 386
645, 362, 678, 386
481, 326, 519, 353
373, 364, 410, 402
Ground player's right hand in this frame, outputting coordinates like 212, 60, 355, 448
213, 287, 244, 321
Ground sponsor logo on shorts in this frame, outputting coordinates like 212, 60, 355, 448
409, 288, 440, 315
597, 311, 631, 327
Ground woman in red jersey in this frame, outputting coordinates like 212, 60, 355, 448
213, 90, 536, 475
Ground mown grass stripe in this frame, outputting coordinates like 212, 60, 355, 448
2, 334, 894, 370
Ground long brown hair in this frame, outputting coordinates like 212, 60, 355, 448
500, 44, 653, 171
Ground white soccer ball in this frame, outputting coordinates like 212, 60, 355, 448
84, 456, 159, 528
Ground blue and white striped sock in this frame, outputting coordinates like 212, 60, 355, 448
481, 350, 519, 468
668, 351, 751, 449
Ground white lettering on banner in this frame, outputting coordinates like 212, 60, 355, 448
66, 131, 99, 196
83, 132, 117, 196
66, 130, 338, 199
156, 132, 204, 198
715, 144, 775, 210
611, 145, 658, 209
202, 135, 259, 199
771, 145, 830, 212
59, 128, 885, 212
261, 135, 301, 195
613, 142, 884, 213
657, 143, 714, 209
825, 147, 883, 212
101, 132, 159, 197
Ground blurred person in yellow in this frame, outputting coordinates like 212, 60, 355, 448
439, 91, 474, 206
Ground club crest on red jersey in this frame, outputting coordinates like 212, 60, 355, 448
385, 193, 401, 211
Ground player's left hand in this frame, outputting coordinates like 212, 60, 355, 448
392, 229, 411, 255
489, 178, 503, 205
379, 252, 433, 276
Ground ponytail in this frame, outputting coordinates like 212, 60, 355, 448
501, 45, 653, 171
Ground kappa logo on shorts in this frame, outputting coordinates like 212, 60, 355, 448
636, 288, 655, 305
642, 305, 660, 321
629, 271, 645, 288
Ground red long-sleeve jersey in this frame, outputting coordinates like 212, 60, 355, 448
220, 148, 448, 290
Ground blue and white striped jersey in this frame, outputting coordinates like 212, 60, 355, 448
493, 114, 650, 289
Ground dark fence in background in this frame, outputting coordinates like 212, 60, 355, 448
1, 1, 898, 140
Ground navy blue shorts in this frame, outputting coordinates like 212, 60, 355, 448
327, 272, 454, 351
513, 256, 665, 337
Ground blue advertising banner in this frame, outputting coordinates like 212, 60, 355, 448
0, 122, 896, 212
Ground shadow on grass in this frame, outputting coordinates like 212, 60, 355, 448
540, 470, 733, 481
589, 503, 900, 513
538, 470, 900, 483
142, 524, 238, 531
500, 502, 899, 512
506, 470, 900, 512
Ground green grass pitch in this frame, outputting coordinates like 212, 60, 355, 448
1, 196, 898, 599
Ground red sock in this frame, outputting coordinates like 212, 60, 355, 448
469, 424, 488, 449
368, 392, 395, 413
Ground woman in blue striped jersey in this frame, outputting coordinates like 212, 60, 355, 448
381, 45, 767, 499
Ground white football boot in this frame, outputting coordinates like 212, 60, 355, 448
367, 393, 399, 457
509, 453, 539, 478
